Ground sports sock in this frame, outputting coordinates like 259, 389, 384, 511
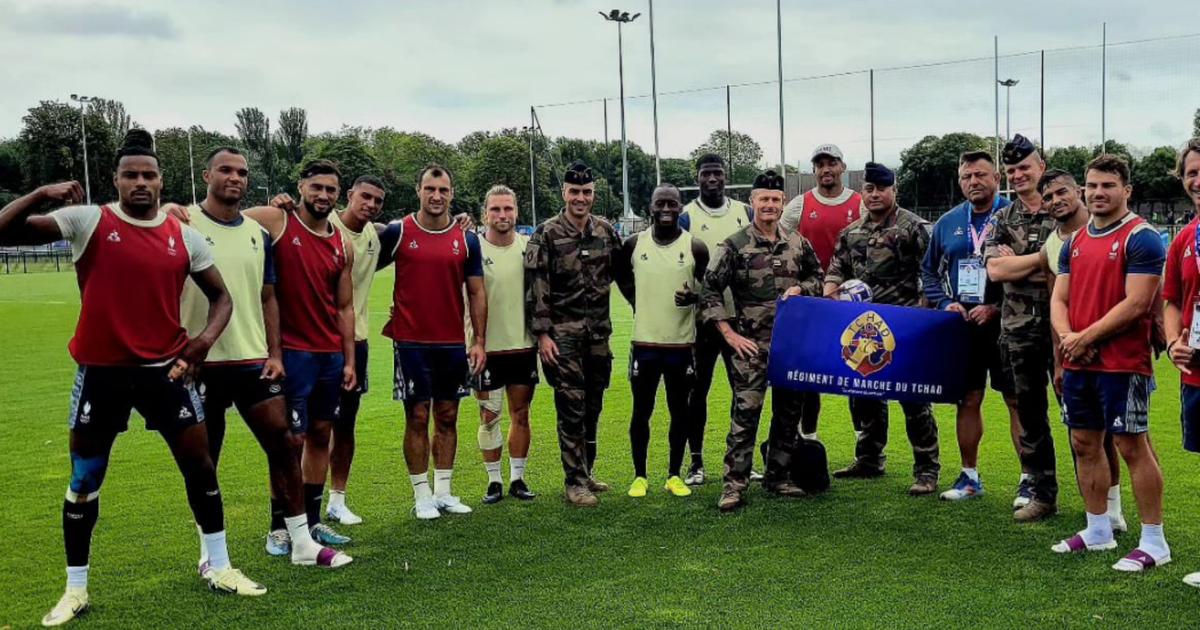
270, 497, 286, 531
690, 452, 704, 469
63, 498, 99, 569
197, 523, 208, 564
410, 473, 432, 501
202, 531, 230, 571
285, 514, 319, 558
1020, 473, 1032, 482
433, 469, 453, 497
328, 489, 346, 510
1081, 511, 1115, 546
484, 461, 502, 484
962, 467, 979, 483
510, 457, 527, 481
304, 484, 324, 527
66, 566, 88, 590
1139, 523, 1169, 559
1106, 484, 1122, 517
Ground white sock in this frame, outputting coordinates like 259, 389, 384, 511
197, 524, 208, 564
434, 469, 453, 497
1081, 511, 1114, 546
1106, 484, 1122, 517
66, 566, 88, 590
510, 457, 527, 482
410, 473, 432, 501
328, 489, 346, 510
1139, 523, 1169, 558
962, 467, 979, 482
484, 461, 502, 484
202, 531, 230, 571
1020, 473, 1032, 482
284, 514, 319, 557
801, 432, 818, 441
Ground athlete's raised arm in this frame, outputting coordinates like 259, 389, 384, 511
0, 181, 84, 246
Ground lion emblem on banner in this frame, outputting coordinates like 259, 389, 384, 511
840, 311, 896, 377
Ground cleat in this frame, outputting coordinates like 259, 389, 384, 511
1014, 499, 1058, 523
265, 529, 291, 556
508, 479, 536, 500
294, 546, 353, 569
565, 485, 598, 507
628, 477, 649, 498
1110, 512, 1128, 534
203, 566, 267, 596
310, 523, 351, 545
1013, 478, 1034, 509
717, 488, 745, 512
939, 472, 984, 501
684, 465, 706, 486
326, 503, 363, 526
586, 477, 610, 493
483, 482, 504, 505
664, 476, 692, 497
832, 462, 885, 479
41, 587, 89, 627
764, 481, 806, 497
413, 497, 441, 520
436, 495, 473, 514
908, 476, 938, 496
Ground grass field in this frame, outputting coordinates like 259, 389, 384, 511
1, 269, 1198, 628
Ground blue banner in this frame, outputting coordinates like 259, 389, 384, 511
767, 297, 968, 404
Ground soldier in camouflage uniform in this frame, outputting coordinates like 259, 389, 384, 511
524, 161, 623, 507
983, 135, 1059, 521
823, 162, 942, 495
701, 170, 824, 512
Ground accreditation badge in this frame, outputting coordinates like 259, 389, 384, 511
956, 257, 986, 304
1190, 299, 1200, 348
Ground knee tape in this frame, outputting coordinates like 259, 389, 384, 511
478, 417, 503, 450
68, 452, 108, 497
478, 389, 503, 415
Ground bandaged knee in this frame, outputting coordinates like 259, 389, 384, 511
477, 392, 504, 450
478, 388, 503, 415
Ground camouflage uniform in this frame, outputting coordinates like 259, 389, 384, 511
825, 207, 940, 479
983, 197, 1057, 502
700, 223, 824, 491
525, 212, 623, 488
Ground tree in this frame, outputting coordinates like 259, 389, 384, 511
87, 99, 133, 143
153, 127, 241, 205
0, 139, 21, 204
296, 131, 381, 206
895, 132, 992, 210
1045, 145, 1094, 184
275, 107, 308, 168
1132, 146, 1182, 201
690, 129, 763, 171
369, 128, 461, 218
660, 157, 693, 189
18, 100, 119, 201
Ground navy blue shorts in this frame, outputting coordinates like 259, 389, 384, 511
1061, 370, 1151, 435
1182, 384, 1200, 453
473, 349, 539, 392
393, 343, 470, 403
68, 365, 204, 435
197, 362, 284, 414
628, 345, 696, 388
283, 350, 345, 433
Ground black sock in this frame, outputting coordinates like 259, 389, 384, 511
270, 497, 286, 531
63, 498, 100, 567
304, 483, 324, 528
691, 452, 704, 468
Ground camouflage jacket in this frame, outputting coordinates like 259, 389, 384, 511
524, 211, 623, 341
983, 197, 1056, 340
824, 206, 930, 307
701, 222, 824, 347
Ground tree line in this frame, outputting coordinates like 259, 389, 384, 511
1, 100, 1197, 225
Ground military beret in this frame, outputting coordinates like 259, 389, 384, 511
864, 162, 895, 187
752, 170, 784, 191
1002, 134, 1038, 165
564, 160, 594, 185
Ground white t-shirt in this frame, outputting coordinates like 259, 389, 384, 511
51, 204, 213, 272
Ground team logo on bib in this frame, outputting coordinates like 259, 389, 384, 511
293, 236, 302, 247
167, 236, 178, 256
1108, 240, 1120, 260
452, 239, 461, 255
107, 230, 121, 243
840, 311, 895, 377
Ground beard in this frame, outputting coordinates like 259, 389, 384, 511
304, 198, 332, 217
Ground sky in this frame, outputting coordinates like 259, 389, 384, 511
2, 0, 1198, 168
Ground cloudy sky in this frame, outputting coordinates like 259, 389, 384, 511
3, 0, 1198, 167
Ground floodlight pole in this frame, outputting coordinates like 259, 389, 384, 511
599, 9, 641, 219
70, 94, 94, 204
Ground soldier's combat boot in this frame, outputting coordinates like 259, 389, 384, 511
586, 477, 610, 493
908, 476, 938, 496
717, 488, 746, 513
764, 481, 806, 497
565, 485, 599, 507
1014, 498, 1057, 523
832, 461, 885, 479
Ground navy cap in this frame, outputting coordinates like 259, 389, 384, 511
863, 162, 895, 187
752, 169, 785, 191
564, 160, 594, 185
1002, 134, 1038, 165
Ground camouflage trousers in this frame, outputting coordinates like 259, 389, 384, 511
849, 397, 940, 479
1001, 335, 1057, 502
543, 335, 612, 487
723, 347, 804, 491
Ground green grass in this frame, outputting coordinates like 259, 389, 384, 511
1, 270, 1198, 628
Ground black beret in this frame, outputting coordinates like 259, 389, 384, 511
863, 162, 895, 187
564, 160, 594, 185
752, 169, 784, 192
1002, 134, 1038, 165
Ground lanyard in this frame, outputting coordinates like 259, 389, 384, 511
965, 197, 1001, 257
1193, 223, 1200, 277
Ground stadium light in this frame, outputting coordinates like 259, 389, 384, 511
998, 78, 1019, 140
599, 9, 641, 219
69, 94, 95, 204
